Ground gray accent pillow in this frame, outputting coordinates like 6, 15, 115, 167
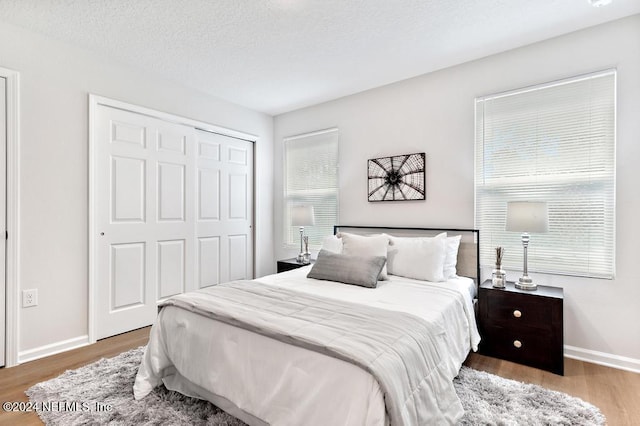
307, 249, 386, 288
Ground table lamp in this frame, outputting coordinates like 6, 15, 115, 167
506, 201, 548, 290
291, 205, 315, 264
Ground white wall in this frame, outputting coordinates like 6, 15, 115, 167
0, 22, 274, 360
274, 15, 640, 370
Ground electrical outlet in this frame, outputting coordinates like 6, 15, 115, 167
22, 289, 38, 307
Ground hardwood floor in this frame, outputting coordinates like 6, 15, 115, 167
1, 328, 638, 425
464, 352, 640, 425
0, 327, 150, 426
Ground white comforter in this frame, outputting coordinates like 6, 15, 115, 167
134, 267, 480, 425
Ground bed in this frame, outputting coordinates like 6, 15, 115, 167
133, 226, 481, 425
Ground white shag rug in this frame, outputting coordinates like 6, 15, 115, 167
26, 346, 606, 425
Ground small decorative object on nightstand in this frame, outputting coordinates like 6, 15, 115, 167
478, 280, 564, 375
492, 246, 506, 288
277, 258, 315, 273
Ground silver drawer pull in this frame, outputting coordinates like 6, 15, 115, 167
513, 340, 522, 349
513, 310, 522, 318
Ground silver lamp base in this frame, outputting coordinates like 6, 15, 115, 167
515, 276, 537, 291
515, 232, 537, 291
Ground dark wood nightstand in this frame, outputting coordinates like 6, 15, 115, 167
276, 258, 314, 273
478, 280, 564, 375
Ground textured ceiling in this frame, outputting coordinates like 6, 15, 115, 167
1, 0, 639, 115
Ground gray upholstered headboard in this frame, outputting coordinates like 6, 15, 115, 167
333, 225, 480, 285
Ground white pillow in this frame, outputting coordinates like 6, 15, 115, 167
443, 235, 462, 279
386, 233, 447, 282
321, 235, 343, 254
339, 233, 389, 279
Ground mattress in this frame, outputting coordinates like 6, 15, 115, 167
134, 267, 480, 425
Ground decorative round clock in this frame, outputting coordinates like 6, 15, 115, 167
367, 152, 425, 202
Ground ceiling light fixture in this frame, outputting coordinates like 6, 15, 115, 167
588, 0, 613, 7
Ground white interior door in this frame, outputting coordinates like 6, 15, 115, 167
94, 106, 195, 339
195, 130, 254, 285
93, 103, 254, 340
0, 77, 6, 366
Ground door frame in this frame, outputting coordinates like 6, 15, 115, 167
88, 95, 258, 343
1, 67, 20, 367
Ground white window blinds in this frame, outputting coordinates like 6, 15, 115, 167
475, 70, 616, 278
284, 128, 339, 248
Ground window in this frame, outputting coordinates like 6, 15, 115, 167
284, 128, 339, 248
475, 70, 616, 278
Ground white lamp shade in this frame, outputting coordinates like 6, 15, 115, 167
291, 205, 315, 226
506, 201, 548, 233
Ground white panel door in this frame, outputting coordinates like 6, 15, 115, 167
94, 104, 254, 340
195, 130, 253, 286
94, 106, 196, 339
0, 77, 6, 366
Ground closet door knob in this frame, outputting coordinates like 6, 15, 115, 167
513, 310, 522, 318
513, 340, 522, 349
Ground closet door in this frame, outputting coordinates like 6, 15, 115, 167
195, 130, 254, 286
93, 103, 255, 340
94, 106, 196, 339
0, 77, 6, 366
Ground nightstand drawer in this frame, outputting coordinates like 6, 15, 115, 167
481, 324, 562, 373
485, 291, 554, 330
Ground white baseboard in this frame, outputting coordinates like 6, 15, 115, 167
565, 345, 640, 374
18, 335, 90, 364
